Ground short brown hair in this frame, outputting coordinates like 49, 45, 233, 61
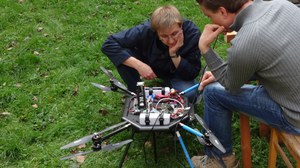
150, 5, 183, 31
196, 0, 249, 13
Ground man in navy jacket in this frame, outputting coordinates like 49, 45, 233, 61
101, 5, 201, 102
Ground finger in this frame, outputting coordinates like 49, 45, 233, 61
207, 24, 222, 30
201, 72, 210, 82
214, 26, 225, 35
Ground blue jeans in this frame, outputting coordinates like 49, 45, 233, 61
203, 82, 300, 157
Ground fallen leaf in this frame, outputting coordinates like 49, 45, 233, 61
70, 149, 78, 154
24, 36, 30, 41
77, 144, 86, 149
76, 155, 85, 164
99, 108, 108, 116
0, 112, 11, 117
34, 51, 40, 55
72, 85, 78, 96
37, 27, 43, 32
102, 140, 108, 145
32, 96, 38, 102
144, 141, 152, 148
15, 83, 22, 88
32, 104, 38, 108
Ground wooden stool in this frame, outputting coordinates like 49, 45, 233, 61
239, 114, 269, 168
239, 114, 252, 168
268, 128, 300, 168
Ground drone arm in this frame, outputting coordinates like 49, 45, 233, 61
101, 123, 132, 142
116, 84, 136, 96
179, 123, 204, 137
111, 81, 136, 96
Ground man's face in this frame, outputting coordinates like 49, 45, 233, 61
200, 5, 235, 33
157, 23, 183, 48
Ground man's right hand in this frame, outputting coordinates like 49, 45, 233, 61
123, 56, 157, 80
199, 24, 224, 54
199, 71, 216, 91
137, 63, 157, 80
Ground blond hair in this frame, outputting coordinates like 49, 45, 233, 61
150, 5, 183, 31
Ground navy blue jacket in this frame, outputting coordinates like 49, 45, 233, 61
101, 19, 201, 80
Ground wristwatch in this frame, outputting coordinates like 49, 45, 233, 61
170, 54, 179, 58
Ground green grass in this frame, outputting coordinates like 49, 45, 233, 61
0, 0, 285, 167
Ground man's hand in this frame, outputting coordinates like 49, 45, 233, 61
123, 56, 157, 80
199, 24, 224, 54
169, 30, 184, 56
199, 71, 216, 91
137, 63, 157, 80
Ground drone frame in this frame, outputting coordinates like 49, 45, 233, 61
60, 65, 227, 168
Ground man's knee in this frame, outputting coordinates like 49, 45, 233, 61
203, 82, 222, 93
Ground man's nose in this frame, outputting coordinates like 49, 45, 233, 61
167, 36, 175, 43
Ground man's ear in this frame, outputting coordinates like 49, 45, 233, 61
219, 7, 229, 17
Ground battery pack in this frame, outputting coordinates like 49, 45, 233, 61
145, 87, 170, 97
139, 113, 170, 125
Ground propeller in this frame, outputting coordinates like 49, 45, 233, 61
91, 82, 111, 92
100, 66, 127, 90
99, 66, 135, 96
60, 150, 93, 160
194, 114, 226, 153
60, 139, 133, 160
100, 66, 115, 80
60, 121, 129, 149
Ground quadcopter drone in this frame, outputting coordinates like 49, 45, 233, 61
60, 66, 227, 168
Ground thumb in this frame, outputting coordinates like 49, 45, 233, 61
198, 82, 203, 91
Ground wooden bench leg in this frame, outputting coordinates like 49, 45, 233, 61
268, 128, 278, 168
240, 114, 252, 168
259, 122, 270, 138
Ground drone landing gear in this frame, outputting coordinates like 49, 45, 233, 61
118, 129, 135, 168
118, 130, 161, 168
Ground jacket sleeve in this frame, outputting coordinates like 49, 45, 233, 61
204, 31, 259, 93
175, 21, 202, 80
101, 21, 151, 67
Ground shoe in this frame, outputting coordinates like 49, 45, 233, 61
191, 154, 239, 168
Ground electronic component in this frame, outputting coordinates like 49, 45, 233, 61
139, 112, 170, 125
136, 82, 147, 109
144, 87, 170, 97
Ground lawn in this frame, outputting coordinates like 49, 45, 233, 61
1, 0, 277, 167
